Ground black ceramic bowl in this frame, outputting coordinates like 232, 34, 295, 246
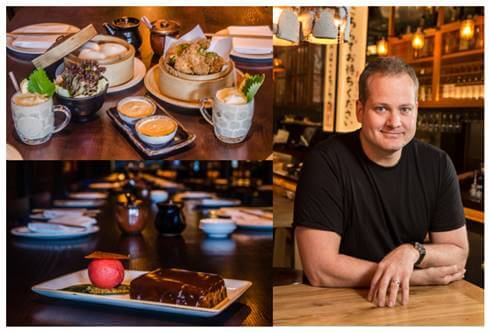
55, 81, 108, 123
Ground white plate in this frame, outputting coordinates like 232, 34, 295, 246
230, 50, 273, 61
6, 144, 23, 160
174, 191, 214, 201
53, 199, 105, 208
199, 199, 241, 208
68, 192, 108, 200
144, 64, 243, 110
11, 225, 99, 240
7, 23, 80, 55
88, 182, 123, 190
56, 57, 146, 94
32, 269, 252, 317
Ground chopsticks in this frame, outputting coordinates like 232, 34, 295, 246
238, 209, 273, 220
43, 221, 87, 229
31, 208, 100, 217
204, 32, 272, 40
7, 32, 67, 37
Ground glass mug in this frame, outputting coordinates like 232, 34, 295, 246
199, 89, 254, 144
11, 92, 71, 145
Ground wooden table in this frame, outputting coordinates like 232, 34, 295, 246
273, 281, 484, 325
6, 7, 272, 160
7, 191, 272, 326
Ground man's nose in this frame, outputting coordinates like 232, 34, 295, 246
386, 110, 401, 128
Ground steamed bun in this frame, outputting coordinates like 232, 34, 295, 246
100, 43, 127, 57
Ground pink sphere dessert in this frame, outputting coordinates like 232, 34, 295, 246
88, 259, 125, 289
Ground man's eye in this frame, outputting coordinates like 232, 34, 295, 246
375, 106, 386, 112
401, 107, 412, 113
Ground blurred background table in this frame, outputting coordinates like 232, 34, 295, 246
6, 161, 273, 326
6, 6, 272, 160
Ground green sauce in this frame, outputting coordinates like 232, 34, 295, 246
60, 284, 130, 295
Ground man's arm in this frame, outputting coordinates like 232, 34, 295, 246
296, 226, 378, 288
416, 225, 469, 269
297, 226, 465, 307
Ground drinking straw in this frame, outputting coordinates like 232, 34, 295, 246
8, 71, 20, 92
141, 16, 153, 30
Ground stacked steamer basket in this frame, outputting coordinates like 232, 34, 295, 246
64, 35, 135, 88
157, 55, 234, 103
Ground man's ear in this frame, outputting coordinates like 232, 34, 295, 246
356, 100, 364, 124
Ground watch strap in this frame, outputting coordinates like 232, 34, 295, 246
413, 242, 426, 267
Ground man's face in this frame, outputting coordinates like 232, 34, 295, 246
356, 73, 418, 155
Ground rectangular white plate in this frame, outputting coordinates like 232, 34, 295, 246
32, 269, 252, 317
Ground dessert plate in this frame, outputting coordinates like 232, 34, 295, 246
32, 269, 252, 317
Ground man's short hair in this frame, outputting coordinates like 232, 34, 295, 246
358, 56, 419, 104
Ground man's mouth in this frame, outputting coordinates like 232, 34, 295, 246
380, 130, 404, 137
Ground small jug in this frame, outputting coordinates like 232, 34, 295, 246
155, 201, 186, 236
103, 17, 142, 50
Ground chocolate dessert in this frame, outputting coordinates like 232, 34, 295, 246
129, 268, 227, 308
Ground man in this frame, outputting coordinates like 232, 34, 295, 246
294, 56, 469, 308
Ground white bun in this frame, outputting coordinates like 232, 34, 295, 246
81, 41, 101, 51
78, 48, 107, 60
99, 43, 127, 57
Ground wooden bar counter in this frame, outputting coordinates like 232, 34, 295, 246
273, 280, 483, 326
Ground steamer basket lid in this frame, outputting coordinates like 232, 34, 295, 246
32, 24, 98, 69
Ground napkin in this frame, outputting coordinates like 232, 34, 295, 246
17, 24, 71, 33
27, 222, 84, 234
48, 215, 97, 228
163, 24, 232, 61
28, 208, 87, 220
11, 23, 71, 49
228, 26, 273, 55
12, 35, 60, 49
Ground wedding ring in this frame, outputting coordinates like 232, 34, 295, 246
391, 279, 400, 286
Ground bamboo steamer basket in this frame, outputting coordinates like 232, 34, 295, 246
64, 35, 135, 87
158, 56, 234, 102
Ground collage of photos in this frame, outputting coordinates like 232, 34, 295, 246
5, 5, 485, 328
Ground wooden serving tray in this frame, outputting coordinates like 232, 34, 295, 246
107, 104, 196, 159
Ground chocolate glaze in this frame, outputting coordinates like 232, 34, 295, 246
129, 268, 227, 308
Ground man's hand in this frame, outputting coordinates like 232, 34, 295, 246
368, 244, 419, 307
411, 265, 466, 286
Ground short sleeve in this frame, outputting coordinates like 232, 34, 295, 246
430, 153, 466, 232
293, 146, 344, 235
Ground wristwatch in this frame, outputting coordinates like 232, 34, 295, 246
413, 242, 426, 267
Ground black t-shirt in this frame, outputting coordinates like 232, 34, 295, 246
293, 130, 465, 263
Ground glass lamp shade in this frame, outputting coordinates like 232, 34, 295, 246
460, 18, 475, 40
376, 38, 388, 56
275, 8, 300, 44
412, 28, 425, 50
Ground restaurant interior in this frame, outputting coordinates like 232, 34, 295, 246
6, 160, 272, 326
272, 6, 483, 325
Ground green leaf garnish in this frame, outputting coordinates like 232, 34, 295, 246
27, 69, 55, 97
60, 284, 130, 295
239, 73, 265, 102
